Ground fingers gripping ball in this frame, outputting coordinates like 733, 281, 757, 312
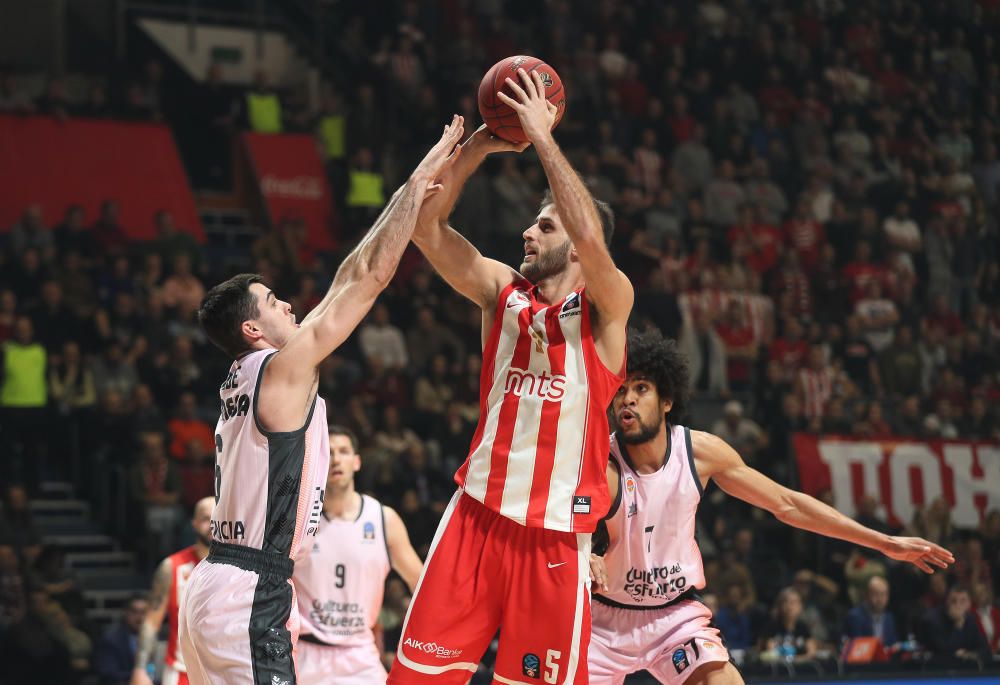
478, 55, 566, 143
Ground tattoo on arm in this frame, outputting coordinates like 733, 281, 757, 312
134, 560, 170, 669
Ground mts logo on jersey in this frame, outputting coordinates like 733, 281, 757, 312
504, 368, 567, 401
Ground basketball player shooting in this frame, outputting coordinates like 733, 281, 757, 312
177, 116, 464, 685
131, 497, 214, 685
293, 426, 423, 685
587, 329, 955, 685
387, 69, 632, 685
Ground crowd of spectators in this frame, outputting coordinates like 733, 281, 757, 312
2, 0, 1000, 680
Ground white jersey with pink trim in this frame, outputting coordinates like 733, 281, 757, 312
600, 427, 706, 606
211, 348, 328, 561
293, 494, 391, 646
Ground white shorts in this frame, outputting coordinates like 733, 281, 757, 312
179, 552, 299, 685
298, 638, 387, 685
589, 597, 730, 685
162, 663, 189, 685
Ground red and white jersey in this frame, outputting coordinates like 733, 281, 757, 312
164, 546, 201, 671
455, 284, 624, 532
600, 428, 706, 607
293, 495, 391, 646
212, 349, 329, 561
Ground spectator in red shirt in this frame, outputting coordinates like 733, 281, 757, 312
842, 240, 886, 304
615, 62, 649, 119
771, 250, 813, 320
797, 344, 835, 423
757, 65, 798, 126
715, 300, 758, 391
177, 436, 215, 509
728, 205, 783, 276
91, 200, 129, 257
784, 196, 827, 270
167, 391, 214, 461
770, 317, 809, 380
875, 54, 910, 100
923, 293, 965, 338
668, 93, 696, 144
972, 582, 1000, 654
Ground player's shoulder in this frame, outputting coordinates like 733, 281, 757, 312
689, 430, 743, 471
688, 429, 732, 457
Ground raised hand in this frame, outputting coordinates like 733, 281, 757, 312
412, 115, 465, 193
881, 535, 955, 573
467, 124, 531, 155
496, 68, 558, 145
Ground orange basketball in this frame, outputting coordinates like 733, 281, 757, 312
477, 55, 566, 143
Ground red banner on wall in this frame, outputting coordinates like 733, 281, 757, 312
0, 115, 203, 240
243, 133, 336, 251
793, 434, 1000, 529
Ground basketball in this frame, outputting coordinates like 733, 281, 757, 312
477, 55, 566, 143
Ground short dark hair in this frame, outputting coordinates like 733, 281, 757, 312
540, 189, 615, 247
197, 273, 263, 358
328, 425, 360, 454
625, 327, 690, 424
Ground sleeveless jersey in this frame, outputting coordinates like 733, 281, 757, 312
164, 546, 201, 670
601, 427, 706, 606
212, 348, 329, 561
293, 494, 391, 646
455, 283, 624, 532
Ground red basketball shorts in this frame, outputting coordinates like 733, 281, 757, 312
387, 490, 592, 685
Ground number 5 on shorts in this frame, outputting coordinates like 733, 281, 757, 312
544, 649, 561, 684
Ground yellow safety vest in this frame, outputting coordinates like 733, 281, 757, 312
318, 114, 346, 159
346, 171, 386, 208
247, 92, 283, 133
1, 342, 47, 408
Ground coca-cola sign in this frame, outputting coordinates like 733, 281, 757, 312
244, 132, 336, 250
261, 174, 324, 200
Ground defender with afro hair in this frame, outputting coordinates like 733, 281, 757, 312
624, 327, 691, 425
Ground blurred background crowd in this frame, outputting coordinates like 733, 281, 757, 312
0, 0, 999, 682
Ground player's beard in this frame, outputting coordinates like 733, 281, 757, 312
195, 531, 212, 547
520, 239, 571, 282
616, 409, 664, 445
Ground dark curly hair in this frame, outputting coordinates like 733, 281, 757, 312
625, 327, 690, 424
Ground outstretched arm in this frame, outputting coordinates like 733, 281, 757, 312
498, 70, 634, 321
692, 430, 955, 574
129, 558, 171, 685
273, 116, 464, 376
383, 505, 422, 593
412, 125, 525, 309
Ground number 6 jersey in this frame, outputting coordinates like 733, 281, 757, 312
212, 348, 329, 561
600, 426, 706, 607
